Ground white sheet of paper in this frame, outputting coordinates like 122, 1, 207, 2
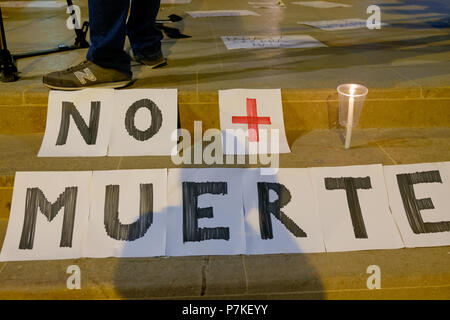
108, 89, 178, 156
243, 168, 325, 254
383, 162, 450, 248
250, 4, 279, 9
248, 0, 282, 4
0, 1, 66, 8
311, 164, 404, 252
221, 35, 326, 50
248, 0, 286, 8
219, 89, 290, 154
298, 19, 384, 30
38, 89, 114, 157
187, 10, 260, 18
292, 1, 351, 8
166, 168, 246, 256
0, 171, 92, 261
83, 169, 167, 258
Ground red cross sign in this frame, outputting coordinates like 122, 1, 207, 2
231, 98, 271, 142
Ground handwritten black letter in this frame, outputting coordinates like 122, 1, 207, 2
125, 99, 163, 141
257, 182, 306, 239
19, 187, 78, 249
56, 101, 100, 145
182, 182, 230, 243
325, 177, 372, 239
396, 170, 450, 234
104, 184, 154, 241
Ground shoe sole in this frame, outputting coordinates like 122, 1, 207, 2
43, 80, 132, 91
127, 47, 167, 68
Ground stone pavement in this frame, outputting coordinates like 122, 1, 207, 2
0, 0, 449, 299
0, 128, 449, 300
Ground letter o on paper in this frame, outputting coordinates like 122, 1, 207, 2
125, 98, 163, 141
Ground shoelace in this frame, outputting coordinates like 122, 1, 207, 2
65, 61, 90, 72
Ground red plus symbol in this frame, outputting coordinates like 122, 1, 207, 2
232, 98, 271, 142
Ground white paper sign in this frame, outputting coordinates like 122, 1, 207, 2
108, 89, 178, 156
298, 19, 384, 30
165, 168, 246, 256
292, 1, 351, 8
383, 162, 450, 248
243, 168, 325, 254
0, 171, 92, 261
221, 35, 326, 50
83, 169, 167, 258
38, 89, 114, 157
187, 10, 260, 18
311, 164, 404, 252
219, 89, 290, 154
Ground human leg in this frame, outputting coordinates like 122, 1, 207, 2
43, 0, 133, 89
87, 0, 131, 76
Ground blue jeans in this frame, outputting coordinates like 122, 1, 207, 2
86, 0, 163, 76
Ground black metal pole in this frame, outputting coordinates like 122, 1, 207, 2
66, 0, 90, 48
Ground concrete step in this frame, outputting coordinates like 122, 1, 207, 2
0, 241, 447, 299
1, 87, 450, 135
0, 128, 449, 299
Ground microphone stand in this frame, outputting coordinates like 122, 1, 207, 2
0, 1, 185, 83
0, 0, 89, 82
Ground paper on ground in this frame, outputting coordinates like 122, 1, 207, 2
291, 1, 351, 8
219, 89, 291, 154
0, 171, 92, 261
187, 10, 260, 18
165, 168, 246, 256
383, 162, 450, 248
83, 169, 167, 258
298, 18, 387, 30
221, 35, 326, 50
310, 164, 404, 252
38, 89, 114, 157
243, 168, 325, 254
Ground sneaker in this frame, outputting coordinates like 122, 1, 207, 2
126, 47, 167, 68
43, 61, 132, 90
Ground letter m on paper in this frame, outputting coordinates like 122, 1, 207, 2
19, 187, 78, 249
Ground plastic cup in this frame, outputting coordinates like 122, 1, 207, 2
337, 84, 368, 149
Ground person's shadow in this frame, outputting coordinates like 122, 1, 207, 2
109, 130, 325, 299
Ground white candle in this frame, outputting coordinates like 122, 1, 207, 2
345, 86, 355, 149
